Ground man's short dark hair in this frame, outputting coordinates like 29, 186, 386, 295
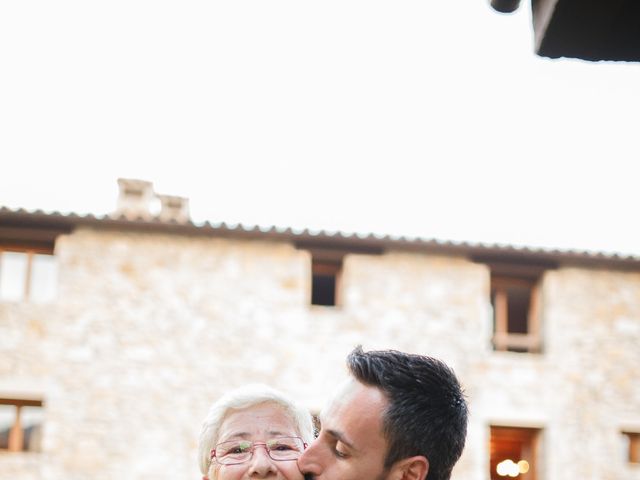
347, 346, 468, 480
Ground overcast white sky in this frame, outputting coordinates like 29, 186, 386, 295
1, 1, 639, 256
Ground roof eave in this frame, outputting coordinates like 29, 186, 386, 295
2, 207, 640, 271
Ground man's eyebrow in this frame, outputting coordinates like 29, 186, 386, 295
325, 428, 357, 451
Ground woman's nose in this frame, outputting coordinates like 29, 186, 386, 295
248, 446, 277, 476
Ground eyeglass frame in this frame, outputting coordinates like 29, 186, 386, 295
209, 436, 308, 467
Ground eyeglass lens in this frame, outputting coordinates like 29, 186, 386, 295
214, 437, 304, 465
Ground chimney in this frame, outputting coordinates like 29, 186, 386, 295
157, 194, 190, 223
114, 178, 155, 220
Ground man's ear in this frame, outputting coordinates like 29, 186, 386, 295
388, 455, 429, 480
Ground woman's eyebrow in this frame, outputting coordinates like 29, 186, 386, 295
220, 430, 292, 441
220, 432, 251, 441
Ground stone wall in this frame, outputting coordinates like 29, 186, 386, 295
1, 226, 639, 479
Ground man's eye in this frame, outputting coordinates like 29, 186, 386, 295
333, 445, 348, 458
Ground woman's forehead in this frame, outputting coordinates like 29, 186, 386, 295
218, 403, 298, 440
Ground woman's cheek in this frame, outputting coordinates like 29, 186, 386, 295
216, 464, 244, 480
279, 461, 304, 480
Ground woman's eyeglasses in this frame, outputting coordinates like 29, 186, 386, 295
210, 436, 307, 466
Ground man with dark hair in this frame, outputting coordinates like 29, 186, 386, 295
298, 346, 468, 480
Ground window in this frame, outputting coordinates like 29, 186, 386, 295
490, 426, 540, 480
311, 259, 341, 307
623, 431, 640, 464
475, 257, 554, 354
491, 274, 541, 353
297, 242, 380, 308
0, 398, 44, 452
0, 248, 56, 303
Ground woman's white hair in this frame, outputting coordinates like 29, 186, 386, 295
198, 384, 314, 476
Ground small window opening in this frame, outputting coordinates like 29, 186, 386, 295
490, 426, 540, 480
0, 398, 44, 452
623, 431, 640, 464
311, 260, 341, 307
491, 275, 541, 353
0, 249, 57, 303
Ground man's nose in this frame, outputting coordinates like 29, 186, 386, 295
297, 441, 321, 476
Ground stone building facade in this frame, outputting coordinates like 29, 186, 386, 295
1, 182, 639, 480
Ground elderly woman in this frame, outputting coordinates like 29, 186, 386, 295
198, 384, 315, 480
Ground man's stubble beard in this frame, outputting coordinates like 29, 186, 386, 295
303, 470, 390, 480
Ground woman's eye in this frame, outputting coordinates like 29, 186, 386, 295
226, 445, 250, 455
273, 445, 293, 451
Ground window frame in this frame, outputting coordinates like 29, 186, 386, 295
310, 258, 342, 307
474, 257, 555, 355
623, 431, 640, 464
491, 274, 542, 353
0, 397, 44, 453
489, 425, 541, 480
0, 246, 55, 303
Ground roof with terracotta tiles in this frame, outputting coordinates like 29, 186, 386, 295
2, 206, 640, 270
